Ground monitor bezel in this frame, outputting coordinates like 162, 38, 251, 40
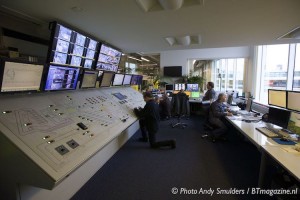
79, 69, 98, 89
44, 64, 81, 92
0, 58, 45, 94
268, 89, 287, 109
99, 71, 114, 87
286, 90, 300, 112
122, 74, 132, 86
268, 106, 291, 129
96, 43, 122, 72
112, 73, 125, 86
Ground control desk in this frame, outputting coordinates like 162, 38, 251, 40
0, 87, 144, 189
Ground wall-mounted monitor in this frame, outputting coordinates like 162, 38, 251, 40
165, 84, 174, 91
0, 59, 44, 93
174, 83, 185, 91
186, 84, 199, 92
287, 91, 300, 112
100, 72, 114, 87
287, 111, 300, 136
80, 70, 98, 89
163, 66, 182, 77
47, 22, 99, 69
96, 44, 122, 72
122, 74, 132, 85
268, 106, 291, 129
44, 65, 80, 91
268, 89, 286, 108
112, 74, 124, 86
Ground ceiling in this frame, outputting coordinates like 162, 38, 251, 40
1, 0, 300, 57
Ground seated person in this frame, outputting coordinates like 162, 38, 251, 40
159, 94, 171, 120
202, 82, 216, 101
134, 92, 176, 149
208, 93, 233, 141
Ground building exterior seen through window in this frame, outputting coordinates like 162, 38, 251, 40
256, 44, 300, 104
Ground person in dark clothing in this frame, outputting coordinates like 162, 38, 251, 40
134, 92, 176, 149
208, 93, 233, 141
159, 94, 171, 120
202, 82, 216, 101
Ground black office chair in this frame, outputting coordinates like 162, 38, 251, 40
201, 103, 218, 142
170, 93, 189, 129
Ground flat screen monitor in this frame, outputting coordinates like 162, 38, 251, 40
268, 89, 286, 108
74, 33, 86, 47
186, 84, 199, 92
268, 107, 291, 129
84, 59, 93, 69
100, 72, 114, 87
47, 22, 99, 68
287, 91, 300, 112
87, 39, 97, 50
96, 44, 122, 72
70, 56, 82, 67
287, 112, 300, 136
174, 83, 185, 91
53, 52, 68, 65
0, 60, 44, 92
122, 74, 132, 85
44, 65, 80, 91
72, 45, 84, 56
57, 24, 72, 41
163, 66, 182, 77
165, 84, 174, 91
191, 92, 200, 98
80, 70, 98, 88
130, 75, 143, 85
112, 74, 124, 86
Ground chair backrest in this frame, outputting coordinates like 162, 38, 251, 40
171, 93, 189, 116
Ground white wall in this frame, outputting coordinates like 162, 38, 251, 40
160, 46, 251, 76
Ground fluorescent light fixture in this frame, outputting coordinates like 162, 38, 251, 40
141, 57, 150, 62
139, 63, 158, 67
128, 56, 142, 62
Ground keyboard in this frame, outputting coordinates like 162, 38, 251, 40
256, 127, 280, 138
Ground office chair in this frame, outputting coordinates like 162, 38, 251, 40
170, 93, 189, 129
201, 103, 217, 142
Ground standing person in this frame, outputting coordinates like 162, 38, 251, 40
202, 82, 216, 101
209, 93, 233, 141
134, 92, 176, 149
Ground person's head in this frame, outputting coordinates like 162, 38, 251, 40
179, 89, 184, 93
143, 91, 153, 102
217, 93, 227, 103
207, 82, 214, 90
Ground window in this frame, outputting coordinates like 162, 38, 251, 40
212, 58, 245, 95
256, 44, 300, 104
294, 44, 300, 91
125, 62, 137, 74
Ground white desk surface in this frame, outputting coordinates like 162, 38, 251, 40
262, 145, 300, 182
227, 116, 279, 147
226, 116, 300, 181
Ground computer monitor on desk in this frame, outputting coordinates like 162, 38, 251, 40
268, 107, 291, 129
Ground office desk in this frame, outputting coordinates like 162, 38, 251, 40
227, 116, 279, 148
226, 116, 300, 187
